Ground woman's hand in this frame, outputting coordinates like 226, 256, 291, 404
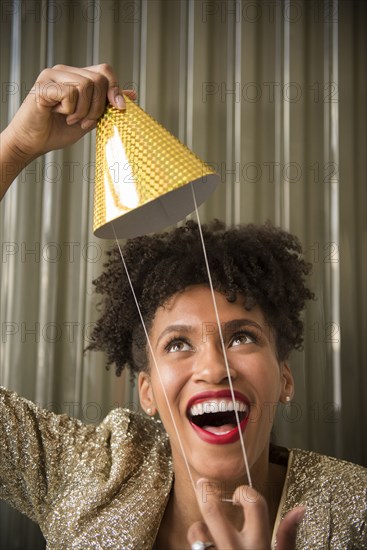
4, 63, 136, 156
1, 64, 136, 199
188, 481, 305, 550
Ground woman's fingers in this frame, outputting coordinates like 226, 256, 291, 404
30, 64, 138, 136
34, 64, 135, 127
50, 64, 114, 124
3, 63, 137, 168
234, 485, 271, 548
30, 68, 96, 128
275, 506, 306, 550
187, 521, 213, 547
193, 481, 272, 549
73, 64, 137, 108
88, 63, 125, 108
192, 481, 302, 550
195, 479, 241, 549
49, 65, 137, 129
30, 68, 79, 113
54, 63, 125, 113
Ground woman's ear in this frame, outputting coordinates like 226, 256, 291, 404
138, 371, 157, 416
280, 362, 295, 403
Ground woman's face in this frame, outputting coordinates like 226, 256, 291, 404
139, 285, 294, 482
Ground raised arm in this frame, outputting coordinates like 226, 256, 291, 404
0, 63, 136, 199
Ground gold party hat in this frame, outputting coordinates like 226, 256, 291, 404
94, 98, 219, 239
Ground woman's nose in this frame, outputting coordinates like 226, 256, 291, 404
192, 342, 236, 385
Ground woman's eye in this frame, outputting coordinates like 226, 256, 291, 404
166, 339, 191, 353
230, 331, 255, 347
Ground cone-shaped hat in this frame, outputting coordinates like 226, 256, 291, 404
94, 98, 219, 239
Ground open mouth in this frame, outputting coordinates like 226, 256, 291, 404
186, 390, 250, 445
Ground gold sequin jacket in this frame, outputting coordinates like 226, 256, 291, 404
1, 387, 366, 549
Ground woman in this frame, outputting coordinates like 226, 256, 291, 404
1, 65, 366, 550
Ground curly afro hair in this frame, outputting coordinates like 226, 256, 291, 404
87, 220, 315, 377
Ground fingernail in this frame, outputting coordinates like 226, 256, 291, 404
221, 498, 242, 507
232, 494, 242, 506
195, 478, 207, 488
81, 119, 97, 131
67, 116, 79, 125
115, 94, 125, 110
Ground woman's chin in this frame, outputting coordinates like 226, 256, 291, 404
190, 454, 251, 484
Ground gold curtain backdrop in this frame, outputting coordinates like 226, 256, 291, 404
0, 0, 366, 547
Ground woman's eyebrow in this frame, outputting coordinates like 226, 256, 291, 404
222, 319, 262, 333
201, 319, 262, 341
156, 324, 193, 346
199, 318, 265, 343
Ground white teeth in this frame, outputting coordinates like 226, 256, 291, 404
203, 402, 213, 414
189, 399, 248, 417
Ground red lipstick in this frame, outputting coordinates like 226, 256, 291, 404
186, 389, 250, 445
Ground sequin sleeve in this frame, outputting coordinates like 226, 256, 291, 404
278, 448, 367, 548
0, 386, 99, 523
0, 386, 173, 549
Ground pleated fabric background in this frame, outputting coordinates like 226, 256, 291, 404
0, 0, 366, 547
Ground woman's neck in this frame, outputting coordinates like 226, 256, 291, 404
156, 447, 287, 550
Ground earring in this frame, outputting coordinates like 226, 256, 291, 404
146, 408, 152, 415
285, 395, 291, 403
